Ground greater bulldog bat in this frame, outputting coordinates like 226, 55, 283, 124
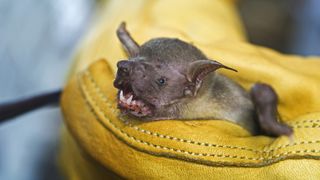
114, 22, 292, 136
0, 23, 292, 137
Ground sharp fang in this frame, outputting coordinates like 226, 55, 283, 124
120, 90, 125, 101
127, 95, 133, 104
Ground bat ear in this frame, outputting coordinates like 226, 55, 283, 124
186, 60, 237, 95
117, 22, 140, 58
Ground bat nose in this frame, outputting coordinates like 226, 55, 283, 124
114, 60, 133, 89
113, 78, 123, 89
113, 76, 131, 89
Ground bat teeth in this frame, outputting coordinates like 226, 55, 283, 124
120, 90, 125, 101
118, 91, 151, 116
127, 95, 133, 104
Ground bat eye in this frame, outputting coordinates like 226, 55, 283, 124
157, 77, 166, 86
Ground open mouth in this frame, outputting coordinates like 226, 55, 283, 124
118, 89, 153, 117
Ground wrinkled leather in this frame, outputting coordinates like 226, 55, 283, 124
59, 0, 320, 179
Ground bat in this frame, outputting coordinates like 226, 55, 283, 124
0, 22, 292, 137
114, 22, 292, 136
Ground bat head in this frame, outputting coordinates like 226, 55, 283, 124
113, 22, 236, 118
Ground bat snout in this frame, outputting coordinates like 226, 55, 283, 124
113, 78, 124, 89
114, 60, 135, 89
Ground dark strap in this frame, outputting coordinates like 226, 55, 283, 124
0, 90, 61, 123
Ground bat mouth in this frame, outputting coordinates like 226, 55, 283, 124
117, 88, 153, 117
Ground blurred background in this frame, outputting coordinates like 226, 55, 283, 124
239, 0, 320, 55
0, 0, 319, 179
0, 0, 94, 179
